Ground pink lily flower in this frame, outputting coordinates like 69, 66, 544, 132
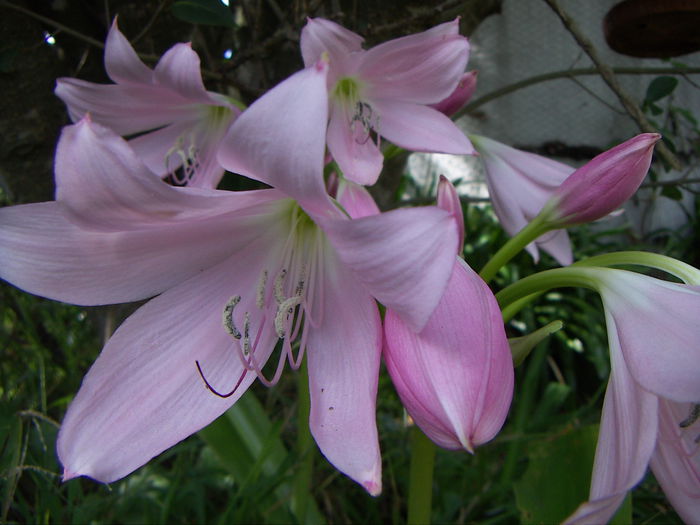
0, 64, 459, 494
545, 133, 660, 227
470, 134, 575, 266
301, 17, 475, 185
381, 177, 512, 450
55, 19, 239, 188
565, 268, 700, 524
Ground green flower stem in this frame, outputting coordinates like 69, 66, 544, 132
574, 251, 700, 283
496, 267, 599, 310
501, 293, 542, 323
292, 357, 314, 523
407, 426, 436, 525
479, 214, 551, 283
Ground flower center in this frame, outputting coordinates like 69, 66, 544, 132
197, 202, 325, 397
332, 77, 380, 146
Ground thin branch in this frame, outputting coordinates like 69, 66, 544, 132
132, 0, 169, 44
642, 177, 700, 188
542, 0, 681, 169
459, 67, 700, 116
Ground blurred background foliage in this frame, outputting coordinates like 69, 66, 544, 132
1, 0, 699, 523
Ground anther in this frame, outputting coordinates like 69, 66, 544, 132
679, 403, 700, 428
275, 296, 302, 338
274, 269, 287, 304
295, 265, 307, 297
256, 270, 268, 309
222, 296, 242, 339
243, 312, 251, 356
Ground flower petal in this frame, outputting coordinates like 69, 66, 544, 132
650, 400, 700, 524
384, 258, 513, 450
326, 102, 384, 186
300, 17, 364, 75
430, 71, 478, 116
321, 206, 458, 332
360, 19, 469, 104
564, 314, 659, 524
371, 99, 474, 155
0, 197, 282, 305
306, 241, 382, 495
57, 247, 279, 483
153, 43, 212, 104
597, 270, 700, 402
336, 179, 380, 218
535, 228, 573, 266
437, 175, 464, 251
218, 64, 333, 214
104, 19, 153, 84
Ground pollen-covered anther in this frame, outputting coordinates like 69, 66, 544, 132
222, 295, 242, 339
242, 312, 251, 356
164, 134, 200, 184
351, 101, 380, 145
275, 296, 303, 338
274, 269, 288, 304
256, 270, 268, 309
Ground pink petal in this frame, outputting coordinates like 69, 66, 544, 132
153, 43, 212, 104
430, 71, 478, 116
55, 79, 197, 135
360, 19, 469, 104
534, 229, 573, 266
326, 102, 384, 186
218, 64, 333, 214
0, 198, 279, 306
336, 179, 380, 218
650, 400, 700, 524
384, 258, 513, 450
371, 99, 474, 155
104, 19, 153, 84
307, 245, 382, 495
321, 206, 458, 332
565, 315, 659, 524
597, 270, 700, 402
300, 17, 364, 77
58, 248, 279, 483
437, 175, 464, 251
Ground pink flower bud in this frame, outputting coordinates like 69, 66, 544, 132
548, 133, 660, 226
430, 71, 478, 116
383, 259, 513, 451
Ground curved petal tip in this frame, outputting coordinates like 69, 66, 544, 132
363, 479, 382, 497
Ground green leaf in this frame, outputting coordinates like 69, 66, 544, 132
645, 76, 678, 104
661, 185, 683, 201
171, 0, 236, 27
514, 425, 603, 524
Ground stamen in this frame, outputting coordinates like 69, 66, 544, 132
350, 101, 380, 145
275, 296, 302, 338
295, 265, 307, 297
274, 269, 287, 304
256, 270, 268, 309
680, 404, 700, 428
243, 312, 251, 356
222, 296, 242, 339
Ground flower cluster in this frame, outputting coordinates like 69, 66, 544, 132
1, 14, 697, 524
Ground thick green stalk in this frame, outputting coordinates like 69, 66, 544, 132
292, 358, 314, 523
407, 426, 436, 525
479, 214, 551, 283
496, 267, 598, 310
574, 251, 700, 283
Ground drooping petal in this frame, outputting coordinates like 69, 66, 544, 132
326, 102, 384, 186
534, 229, 573, 266
218, 63, 333, 214
153, 43, 212, 104
371, 99, 474, 155
550, 133, 660, 226
360, 19, 468, 104
300, 17, 364, 78
650, 400, 700, 524
306, 240, 382, 495
565, 314, 659, 524
104, 19, 153, 85
597, 270, 700, 402
384, 259, 513, 451
437, 175, 464, 251
336, 179, 380, 219
57, 245, 279, 483
430, 71, 478, 116
321, 206, 458, 332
